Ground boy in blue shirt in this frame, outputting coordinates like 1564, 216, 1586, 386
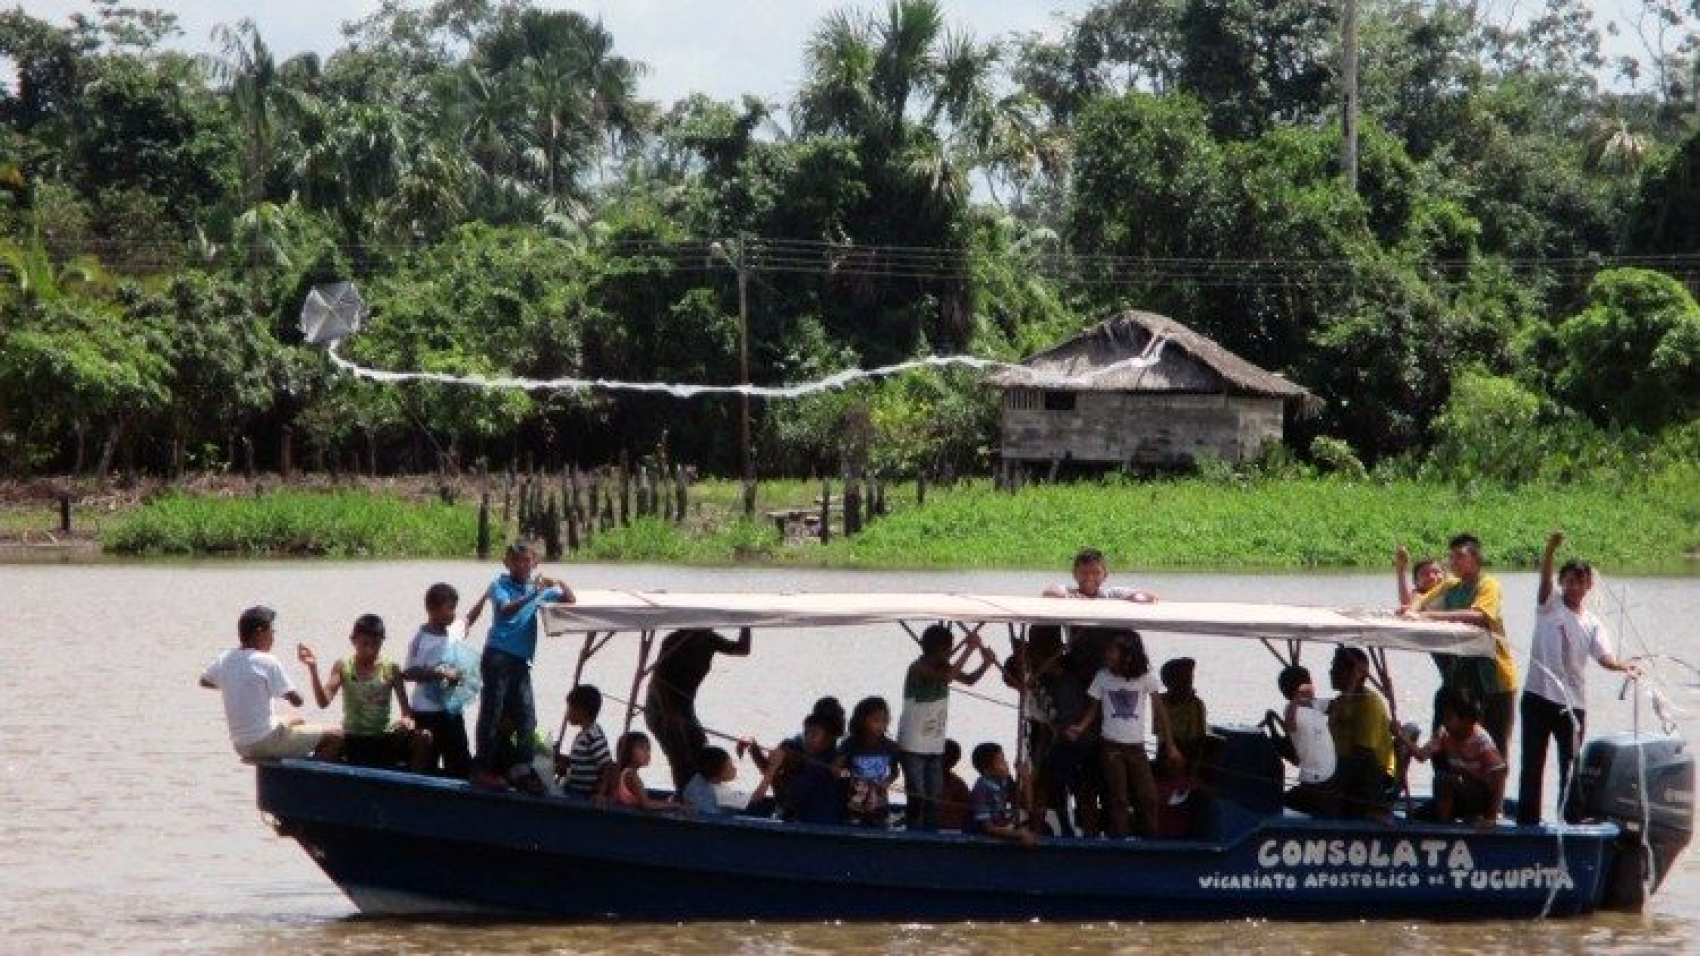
465, 540, 575, 793
969, 742, 1037, 847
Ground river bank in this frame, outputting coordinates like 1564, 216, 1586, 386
4, 473, 1696, 571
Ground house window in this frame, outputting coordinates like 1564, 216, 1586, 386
1006, 388, 1041, 410
1043, 391, 1077, 412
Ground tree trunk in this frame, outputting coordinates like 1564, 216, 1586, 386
93, 421, 122, 482
72, 422, 88, 476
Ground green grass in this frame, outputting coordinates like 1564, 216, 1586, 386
89, 474, 1700, 570
102, 490, 477, 557
823, 475, 1700, 572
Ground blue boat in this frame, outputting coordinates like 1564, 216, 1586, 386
253, 590, 1694, 921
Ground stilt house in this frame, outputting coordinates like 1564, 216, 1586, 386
992, 311, 1320, 469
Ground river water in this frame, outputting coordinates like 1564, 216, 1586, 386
2, 561, 1697, 953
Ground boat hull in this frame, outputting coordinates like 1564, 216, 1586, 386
258, 761, 1618, 921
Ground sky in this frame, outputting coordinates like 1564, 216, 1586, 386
16, 0, 1662, 104
17, 1, 1100, 105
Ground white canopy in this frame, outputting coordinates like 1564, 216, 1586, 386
541, 590, 1494, 657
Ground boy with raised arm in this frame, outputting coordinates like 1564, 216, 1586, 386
1517, 531, 1638, 825
1393, 544, 1445, 613
464, 540, 576, 794
898, 623, 998, 831
200, 606, 342, 762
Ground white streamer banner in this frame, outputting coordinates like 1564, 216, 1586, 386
325, 337, 1168, 399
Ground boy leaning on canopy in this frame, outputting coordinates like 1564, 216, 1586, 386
1407, 533, 1519, 755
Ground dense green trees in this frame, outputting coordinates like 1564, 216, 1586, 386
1, 0, 1697, 482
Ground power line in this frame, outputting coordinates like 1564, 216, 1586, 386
28, 234, 1700, 293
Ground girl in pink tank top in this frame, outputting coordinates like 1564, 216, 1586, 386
611, 731, 685, 812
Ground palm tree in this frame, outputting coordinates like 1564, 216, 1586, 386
207, 19, 280, 209
795, 0, 1012, 208
471, 9, 648, 219
1588, 115, 1652, 173
0, 229, 107, 310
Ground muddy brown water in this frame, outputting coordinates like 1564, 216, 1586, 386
3, 561, 1697, 953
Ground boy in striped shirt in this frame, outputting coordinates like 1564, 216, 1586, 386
556, 685, 615, 799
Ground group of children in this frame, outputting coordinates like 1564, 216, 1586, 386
200, 532, 1631, 837
200, 542, 567, 793
1262, 529, 1637, 828
1008, 549, 1212, 841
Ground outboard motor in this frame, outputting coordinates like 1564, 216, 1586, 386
1567, 733, 1694, 912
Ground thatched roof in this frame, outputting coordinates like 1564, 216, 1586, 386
991, 310, 1319, 409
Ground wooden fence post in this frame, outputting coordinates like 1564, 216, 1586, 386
517, 479, 532, 537
916, 471, 927, 507
618, 458, 631, 527
476, 492, 492, 559
818, 478, 832, 545
844, 473, 863, 536
543, 494, 562, 560
587, 474, 601, 537
58, 495, 71, 533
674, 465, 688, 525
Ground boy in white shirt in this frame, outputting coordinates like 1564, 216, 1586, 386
1517, 531, 1638, 825
200, 606, 342, 762
1264, 664, 1336, 815
401, 583, 472, 777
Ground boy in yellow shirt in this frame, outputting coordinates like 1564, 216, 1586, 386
1412, 533, 1519, 754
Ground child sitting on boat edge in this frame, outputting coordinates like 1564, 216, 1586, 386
969, 742, 1038, 847
299, 613, 434, 773
200, 606, 343, 763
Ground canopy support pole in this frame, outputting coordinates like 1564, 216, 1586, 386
1259, 638, 1297, 669
1011, 623, 1032, 828
572, 631, 614, 688
1367, 647, 1398, 723
623, 630, 655, 735
1366, 645, 1413, 816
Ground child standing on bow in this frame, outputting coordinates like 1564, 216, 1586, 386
464, 540, 575, 794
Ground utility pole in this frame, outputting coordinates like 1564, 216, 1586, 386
735, 234, 753, 506
1341, 0, 1360, 192
713, 235, 756, 517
